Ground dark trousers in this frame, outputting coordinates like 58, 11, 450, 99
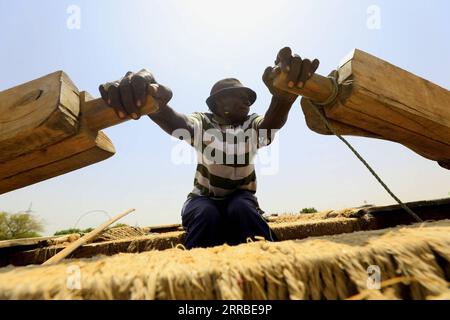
181, 190, 276, 249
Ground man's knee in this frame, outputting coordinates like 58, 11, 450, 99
182, 200, 222, 228
226, 195, 258, 221
181, 198, 226, 249
225, 193, 275, 243
194, 204, 222, 225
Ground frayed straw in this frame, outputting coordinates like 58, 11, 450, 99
0, 220, 449, 300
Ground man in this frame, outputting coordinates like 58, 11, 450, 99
99, 47, 319, 249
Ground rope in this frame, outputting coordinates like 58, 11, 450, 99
308, 80, 423, 223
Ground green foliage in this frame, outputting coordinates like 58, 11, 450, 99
53, 223, 127, 236
0, 211, 44, 240
54, 227, 93, 236
112, 223, 128, 228
300, 207, 318, 214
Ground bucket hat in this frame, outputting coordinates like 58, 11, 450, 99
206, 78, 256, 109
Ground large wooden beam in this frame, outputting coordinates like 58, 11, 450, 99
0, 71, 80, 162
274, 49, 450, 169
0, 72, 158, 194
0, 130, 115, 194
0, 92, 116, 194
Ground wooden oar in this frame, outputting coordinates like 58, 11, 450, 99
272, 49, 450, 169
0, 71, 159, 194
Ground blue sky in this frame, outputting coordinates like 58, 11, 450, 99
1, 0, 449, 235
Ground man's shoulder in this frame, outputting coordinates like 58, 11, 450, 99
187, 111, 213, 119
186, 111, 208, 122
244, 113, 263, 127
186, 112, 217, 130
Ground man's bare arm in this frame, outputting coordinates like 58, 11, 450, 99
148, 104, 194, 137
258, 95, 297, 130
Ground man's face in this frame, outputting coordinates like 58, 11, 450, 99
213, 90, 252, 124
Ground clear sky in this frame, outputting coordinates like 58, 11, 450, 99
1, 0, 449, 235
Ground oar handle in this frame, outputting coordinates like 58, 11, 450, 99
83, 93, 159, 132
272, 69, 335, 103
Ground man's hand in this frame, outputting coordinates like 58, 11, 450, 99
263, 47, 320, 101
99, 69, 173, 120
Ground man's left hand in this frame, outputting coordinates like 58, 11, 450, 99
263, 47, 320, 100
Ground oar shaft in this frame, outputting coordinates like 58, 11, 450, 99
83, 94, 159, 132
272, 70, 334, 103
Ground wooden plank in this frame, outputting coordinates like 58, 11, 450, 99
0, 234, 79, 250
338, 49, 450, 138
300, 98, 382, 138
325, 97, 450, 161
330, 79, 450, 146
0, 71, 80, 162
0, 91, 116, 194
0, 77, 159, 194
0, 235, 59, 249
143, 223, 184, 233
358, 197, 450, 229
0, 130, 115, 194
327, 49, 450, 160
0, 123, 114, 181
275, 49, 450, 167
300, 95, 447, 160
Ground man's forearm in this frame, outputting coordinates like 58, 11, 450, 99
259, 95, 297, 130
148, 104, 193, 137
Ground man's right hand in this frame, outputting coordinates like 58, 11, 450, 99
99, 69, 173, 120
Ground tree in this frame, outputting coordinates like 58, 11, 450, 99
0, 212, 7, 240
300, 207, 318, 214
0, 211, 44, 240
53, 223, 130, 236
112, 223, 128, 228
54, 227, 94, 236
